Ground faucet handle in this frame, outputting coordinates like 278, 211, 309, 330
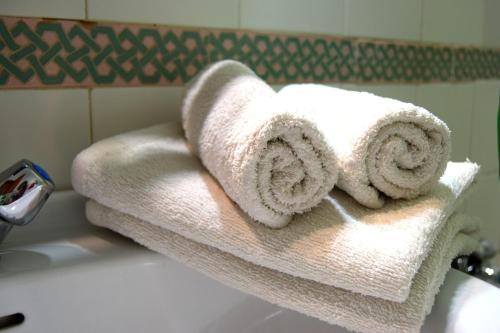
0, 160, 54, 243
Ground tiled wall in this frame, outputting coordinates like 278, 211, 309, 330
1, 0, 499, 244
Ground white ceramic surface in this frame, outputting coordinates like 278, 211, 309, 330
0, 191, 499, 333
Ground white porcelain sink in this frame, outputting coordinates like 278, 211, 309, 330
1, 192, 499, 333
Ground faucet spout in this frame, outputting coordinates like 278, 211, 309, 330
0, 159, 54, 245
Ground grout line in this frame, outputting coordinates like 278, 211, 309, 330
87, 88, 94, 144
237, 0, 242, 28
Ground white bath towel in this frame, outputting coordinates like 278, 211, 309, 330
71, 122, 479, 302
277, 84, 451, 208
181, 60, 338, 228
86, 202, 479, 333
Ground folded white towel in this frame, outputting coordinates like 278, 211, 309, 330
86, 203, 479, 333
181, 61, 338, 227
277, 84, 451, 208
71, 122, 479, 303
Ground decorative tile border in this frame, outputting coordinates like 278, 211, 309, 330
0, 15, 499, 89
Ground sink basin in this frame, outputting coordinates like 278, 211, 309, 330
1, 191, 499, 333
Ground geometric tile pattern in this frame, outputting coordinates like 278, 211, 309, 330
1, 16, 499, 89
356, 40, 455, 82
454, 47, 500, 81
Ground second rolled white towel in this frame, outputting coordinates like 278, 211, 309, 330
277, 84, 451, 208
182, 61, 338, 227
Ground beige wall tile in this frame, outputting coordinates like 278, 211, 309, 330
470, 81, 500, 174
0, 90, 90, 190
0, 0, 85, 19
422, 0, 484, 45
416, 83, 475, 162
241, 0, 344, 35
91, 87, 183, 141
483, 0, 500, 48
465, 172, 500, 247
345, 0, 421, 41
87, 0, 238, 28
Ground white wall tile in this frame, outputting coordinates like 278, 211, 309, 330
416, 83, 475, 162
345, 0, 421, 41
0, 90, 90, 190
87, 0, 238, 28
91, 87, 183, 141
347, 84, 417, 104
470, 81, 500, 174
465, 172, 500, 247
0, 0, 85, 19
422, 0, 484, 46
240, 0, 344, 35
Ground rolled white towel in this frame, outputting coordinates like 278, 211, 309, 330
277, 84, 451, 208
182, 61, 338, 228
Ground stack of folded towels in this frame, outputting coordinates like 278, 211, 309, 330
72, 60, 480, 333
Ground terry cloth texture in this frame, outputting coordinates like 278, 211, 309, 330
181, 60, 338, 228
86, 202, 479, 333
71, 122, 479, 302
277, 84, 451, 209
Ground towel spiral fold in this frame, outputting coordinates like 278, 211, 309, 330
182, 61, 338, 227
366, 120, 448, 201
277, 84, 451, 208
253, 116, 335, 217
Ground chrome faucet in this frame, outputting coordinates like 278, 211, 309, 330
0, 160, 54, 244
452, 239, 500, 288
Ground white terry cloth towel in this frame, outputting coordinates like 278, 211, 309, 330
71, 122, 479, 302
181, 60, 338, 228
86, 202, 480, 333
277, 84, 451, 209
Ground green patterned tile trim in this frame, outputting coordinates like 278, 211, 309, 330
357, 41, 455, 82
0, 16, 499, 88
